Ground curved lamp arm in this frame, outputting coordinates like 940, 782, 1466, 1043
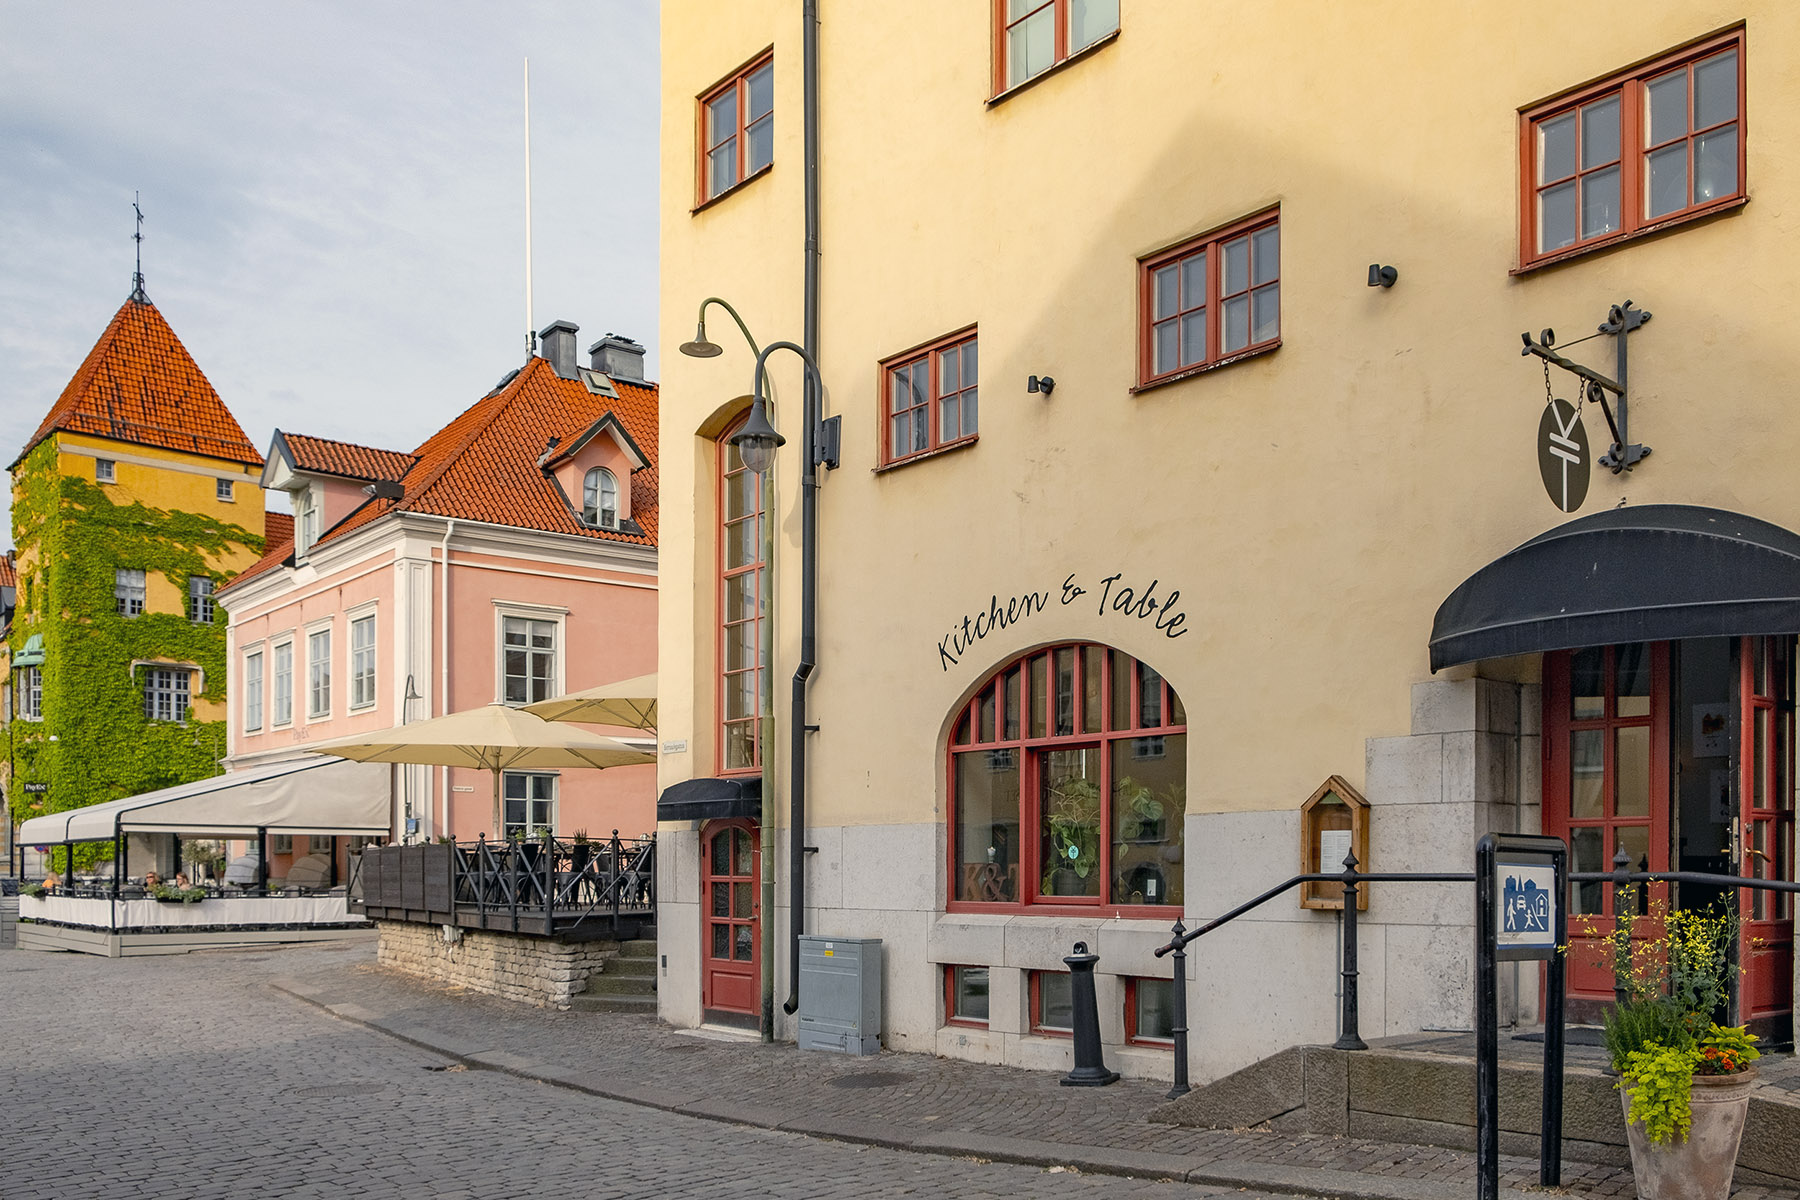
696, 296, 762, 358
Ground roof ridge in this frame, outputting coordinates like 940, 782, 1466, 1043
284, 429, 415, 458
393, 356, 540, 515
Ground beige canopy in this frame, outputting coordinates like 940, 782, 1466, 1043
523, 673, 657, 731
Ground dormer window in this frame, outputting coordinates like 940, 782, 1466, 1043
583, 467, 618, 528
295, 487, 320, 556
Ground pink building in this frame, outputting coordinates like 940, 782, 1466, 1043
218, 324, 658, 848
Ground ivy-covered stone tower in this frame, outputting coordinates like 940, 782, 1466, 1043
7, 288, 266, 865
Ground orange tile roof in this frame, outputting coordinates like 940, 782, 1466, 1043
0, 553, 16, 591
220, 356, 657, 595
278, 432, 415, 482
224, 511, 295, 593
13, 293, 263, 469
264, 510, 293, 547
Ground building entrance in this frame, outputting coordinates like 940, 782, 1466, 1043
1545, 638, 1795, 1042
700, 818, 759, 1021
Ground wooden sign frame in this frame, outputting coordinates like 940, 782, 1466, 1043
1299, 774, 1370, 910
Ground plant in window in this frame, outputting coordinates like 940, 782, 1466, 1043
1113, 775, 1165, 841
1042, 772, 1101, 893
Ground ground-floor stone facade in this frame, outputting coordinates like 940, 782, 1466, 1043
376, 920, 612, 1008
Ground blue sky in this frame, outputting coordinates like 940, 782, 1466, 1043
0, 1, 659, 547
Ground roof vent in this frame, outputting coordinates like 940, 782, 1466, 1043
589, 334, 645, 383
577, 368, 619, 398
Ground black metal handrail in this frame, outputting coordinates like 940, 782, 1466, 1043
443, 832, 655, 936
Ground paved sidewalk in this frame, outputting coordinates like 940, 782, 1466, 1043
270, 946, 1796, 1200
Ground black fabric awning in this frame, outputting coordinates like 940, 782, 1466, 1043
1430, 505, 1800, 671
656, 776, 761, 823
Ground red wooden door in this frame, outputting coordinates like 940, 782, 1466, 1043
701, 819, 759, 1015
1736, 636, 1795, 1037
1544, 643, 1671, 1009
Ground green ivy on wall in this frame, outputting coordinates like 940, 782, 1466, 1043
9, 440, 264, 869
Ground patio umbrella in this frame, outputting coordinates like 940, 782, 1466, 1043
305, 703, 654, 832
522, 673, 657, 732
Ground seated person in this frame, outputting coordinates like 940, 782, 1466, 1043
174, 872, 191, 889
143, 871, 163, 889
40, 872, 60, 893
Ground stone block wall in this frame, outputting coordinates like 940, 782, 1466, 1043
376, 920, 613, 1008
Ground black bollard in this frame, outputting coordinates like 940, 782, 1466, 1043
1060, 941, 1120, 1087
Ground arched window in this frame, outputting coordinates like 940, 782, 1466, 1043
582, 467, 618, 527
948, 643, 1186, 914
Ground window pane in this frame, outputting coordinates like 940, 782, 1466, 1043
939, 395, 960, 445
1571, 827, 1604, 913
1030, 655, 1046, 739
1054, 647, 1074, 737
954, 966, 991, 1021
955, 751, 1020, 902
1571, 647, 1605, 719
747, 116, 773, 175
1753, 707, 1767, 808
734, 881, 752, 918
726, 467, 756, 520
725, 621, 756, 671
1222, 236, 1249, 294
725, 672, 756, 720
962, 340, 978, 385
708, 140, 737, 196
1040, 746, 1101, 898
1153, 319, 1179, 375
978, 687, 995, 743
746, 63, 773, 122
1538, 113, 1576, 182
1615, 643, 1650, 717
1581, 96, 1620, 167
1038, 972, 1074, 1029
1069, 0, 1118, 50
1694, 126, 1737, 204
1179, 310, 1205, 368
1571, 729, 1604, 818
890, 412, 910, 457
1694, 51, 1737, 128
1111, 650, 1132, 729
1008, 7, 1055, 87
735, 925, 754, 961
1222, 295, 1249, 354
1082, 646, 1103, 733
939, 347, 960, 395
890, 365, 913, 414
962, 387, 978, 438
1002, 666, 1020, 740
1646, 71, 1687, 145
1616, 726, 1649, 817
1153, 265, 1178, 319
1539, 181, 1576, 251
1139, 663, 1164, 727
1646, 144, 1687, 218
1251, 225, 1278, 285
724, 721, 758, 770
725, 516, 758, 569
1581, 165, 1620, 238
1251, 284, 1279, 344
724, 573, 757, 623
1135, 978, 1175, 1039
1112, 734, 1185, 906
708, 92, 736, 148
711, 923, 730, 959
1179, 252, 1205, 310
1617, 824, 1649, 875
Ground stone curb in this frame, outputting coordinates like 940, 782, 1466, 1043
269, 977, 1549, 1200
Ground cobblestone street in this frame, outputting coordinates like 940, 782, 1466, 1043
2, 937, 1293, 1200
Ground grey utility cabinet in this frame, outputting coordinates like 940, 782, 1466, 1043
797, 934, 882, 1055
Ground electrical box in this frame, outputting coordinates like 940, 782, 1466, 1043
797, 934, 882, 1055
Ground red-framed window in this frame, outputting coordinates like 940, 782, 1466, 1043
718, 421, 765, 774
1029, 969, 1073, 1036
1519, 28, 1744, 269
880, 328, 977, 468
944, 965, 991, 1027
698, 51, 774, 206
1138, 210, 1279, 389
948, 642, 1186, 916
992, 0, 1119, 96
1124, 976, 1176, 1045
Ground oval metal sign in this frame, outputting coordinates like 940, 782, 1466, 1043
1537, 399, 1589, 513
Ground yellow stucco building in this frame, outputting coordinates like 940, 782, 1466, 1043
656, 3, 1797, 1081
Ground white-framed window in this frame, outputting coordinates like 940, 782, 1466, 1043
308, 627, 332, 718
501, 615, 557, 705
350, 613, 376, 710
95, 458, 116, 483
189, 576, 215, 623
144, 668, 191, 722
295, 487, 320, 556
503, 771, 557, 838
582, 467, 619, 528
19, 666, 43, 720
272, 640, 294, 726
216, 477, 234, 502
115, 568, 146, 616
243, 650, 264, 732
271, 834, 294, 854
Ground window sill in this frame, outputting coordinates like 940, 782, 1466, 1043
987, 30, 1120, 108
874, 435, 978, 474
1029, 1027, 1074, 1041
692, 163, 774, 216
1513, 195, 1748, 275
1131, 340, 1281, 395
945, 1018, 989, 1031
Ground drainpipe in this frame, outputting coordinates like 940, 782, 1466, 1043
782, 0, 821, 1018
439, 519, 456, 839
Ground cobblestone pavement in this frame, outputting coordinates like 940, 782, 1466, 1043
1, 939, 1294, 1200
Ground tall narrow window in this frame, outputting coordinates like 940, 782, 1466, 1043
881, 330, 978, 467
1521, 29, 1744, 267
244, 650, 264, 732
20, 666, 43, 720
1139, 210, 1280, 386
582, 467, 619, 528
115, 568, 146, 616
995, 0, 1119, 94
189, 577, 215, 623
350, 614, 377, 709
295, 487, 320, 555
273, 642, 294, 726
144, 668, 191, 722
720, 425, 765, 773
308, 628, 332, 718
698, 52, 774, 204
502, 616, 556, 704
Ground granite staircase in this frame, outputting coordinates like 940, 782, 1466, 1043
568, 930, 657, 1014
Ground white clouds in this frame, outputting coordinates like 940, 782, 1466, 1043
0, 0, 659, 545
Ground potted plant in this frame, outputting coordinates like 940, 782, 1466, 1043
1582, 899, 1760, 1200
570, 829, 592, 874
1113, 775, 1166, 842
1041, 773, 1100, 895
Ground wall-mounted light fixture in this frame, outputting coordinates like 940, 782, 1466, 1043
1367, 264, 1398, 289
1027, 374, 1056, 396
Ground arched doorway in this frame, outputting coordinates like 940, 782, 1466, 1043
701, 818, 759, 1019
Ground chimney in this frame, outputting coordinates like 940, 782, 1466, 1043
589, 334, 646, 383
538, 320, 580, 380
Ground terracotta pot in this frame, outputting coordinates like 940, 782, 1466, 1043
1620, 1065, 1757, 1200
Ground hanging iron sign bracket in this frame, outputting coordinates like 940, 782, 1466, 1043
1521, 300, 1651, 473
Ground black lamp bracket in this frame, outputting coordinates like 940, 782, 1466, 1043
1520, 300, 1651, 473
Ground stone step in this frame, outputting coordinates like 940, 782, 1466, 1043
583, 970, 656, 996
602, 956, 657, 979
567, 991, 658, 1014
615, 937, 657, 958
